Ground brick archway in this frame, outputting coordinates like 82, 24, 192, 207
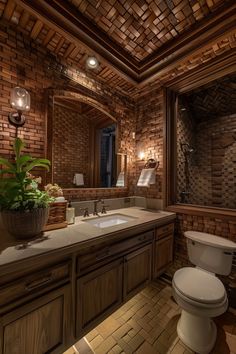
52, 89, 118, 122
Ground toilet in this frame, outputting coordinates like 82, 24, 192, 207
172, 231, 236, 354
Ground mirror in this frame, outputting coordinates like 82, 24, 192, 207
47, 95, 127, 188
176, 73, 236, 209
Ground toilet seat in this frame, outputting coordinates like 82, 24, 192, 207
173, 267, 226, 304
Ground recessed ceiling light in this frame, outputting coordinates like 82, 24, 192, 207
86, 56, 99, 69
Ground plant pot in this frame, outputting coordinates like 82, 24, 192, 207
1, 208, 49, 240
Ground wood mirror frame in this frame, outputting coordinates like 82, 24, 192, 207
163, 49, 236, 216
46, 89, 127, 190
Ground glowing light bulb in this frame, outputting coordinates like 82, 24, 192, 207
139, 151, 145, 160
86, 56, 99, 69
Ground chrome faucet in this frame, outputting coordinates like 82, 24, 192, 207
93, 199, 103, 216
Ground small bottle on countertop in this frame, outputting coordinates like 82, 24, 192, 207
66, 200, 75, 225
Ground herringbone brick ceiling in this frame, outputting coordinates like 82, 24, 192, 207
184, 73, 236, 120
68, 0, 229, 62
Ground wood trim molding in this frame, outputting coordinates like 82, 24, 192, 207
16, 0, 236, 85
166, 205, 236, 221
167, 49, 236, 93
164, 51, 236, 215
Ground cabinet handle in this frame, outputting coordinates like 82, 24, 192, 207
25, 274, 52, 291
96, 249, 110, 260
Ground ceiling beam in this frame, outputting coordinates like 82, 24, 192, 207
3, 0, 16, 21
30, 19, 43, 40
18, 10, 29, 28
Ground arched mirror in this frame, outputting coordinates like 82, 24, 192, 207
47, 94, 127, 188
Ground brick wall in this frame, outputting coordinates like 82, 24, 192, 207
63, 187, 128, 201
53, 104, 91, 188
133, 88, 164, 199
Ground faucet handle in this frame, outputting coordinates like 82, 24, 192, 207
101, 204, 109, 214
80, 207, 90, 217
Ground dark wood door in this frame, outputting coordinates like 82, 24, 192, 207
154, 235, 173, 278
123, 244, 152, 301
76, 259, 123, 336
0, 285, 72, 354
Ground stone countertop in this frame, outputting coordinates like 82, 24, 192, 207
0, 207, 175, 268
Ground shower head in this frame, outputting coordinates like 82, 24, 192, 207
180, 143, 195, 154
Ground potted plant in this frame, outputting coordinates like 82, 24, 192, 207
0, 138, 53, 240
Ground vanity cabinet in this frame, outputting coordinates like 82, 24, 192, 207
0, 213, 175, 354
0, 260, 72, 354
76, 259, 123, 335
76, 230, 154, 335
123, 244, 152, 300
153, 223, 174, 277
0, 285, 72, 354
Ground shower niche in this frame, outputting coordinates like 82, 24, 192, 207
176, 73, 236, 209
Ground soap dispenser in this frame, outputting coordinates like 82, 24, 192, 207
66, 200, 75, 225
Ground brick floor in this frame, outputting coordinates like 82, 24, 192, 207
65, 280, 236, 354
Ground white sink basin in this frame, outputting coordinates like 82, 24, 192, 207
83, 214, 136, 228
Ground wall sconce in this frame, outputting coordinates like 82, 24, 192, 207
9, 86, 30, 136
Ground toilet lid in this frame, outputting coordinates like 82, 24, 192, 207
173, 267, 226, 304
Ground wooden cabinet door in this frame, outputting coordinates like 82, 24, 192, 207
0, 285, 72, 354
123, 244, 152, 301
154, 235, 173, 278
77, 259, 123, 336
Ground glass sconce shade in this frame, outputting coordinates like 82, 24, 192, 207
10, 87, 30, 111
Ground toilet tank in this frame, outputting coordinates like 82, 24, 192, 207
185, 231, 236, 275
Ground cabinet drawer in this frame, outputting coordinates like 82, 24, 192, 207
155, 223, 174, 240
77, 230, 154, 274
0, 285, 72, 354
0, 262, 70, 307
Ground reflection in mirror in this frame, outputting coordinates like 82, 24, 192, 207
176, 73, 236, 209
99, 124, 116, 187
51, 97, 126, 188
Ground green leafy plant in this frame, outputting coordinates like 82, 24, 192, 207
0, 138, 53, 211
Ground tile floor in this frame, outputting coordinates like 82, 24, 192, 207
64, 280, 236, 354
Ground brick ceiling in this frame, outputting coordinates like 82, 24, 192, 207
182, 73, 236, 120
0, 0, 235, 96
68, 0, 230, 62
